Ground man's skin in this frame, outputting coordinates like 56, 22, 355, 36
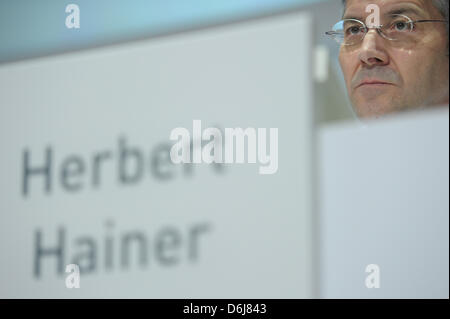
339, 0, 449, 119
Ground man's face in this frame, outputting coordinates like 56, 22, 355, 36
339, 0, 449, 119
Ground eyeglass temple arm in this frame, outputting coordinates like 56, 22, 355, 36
413, 19, 448, 23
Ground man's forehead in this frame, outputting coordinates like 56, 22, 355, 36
343, 0, 433, 19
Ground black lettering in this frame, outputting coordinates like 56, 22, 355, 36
34, 228, 64, 278
151, 143, 175, 181
104, 220, 114, 271
60, 156, 85, 192
22, 147, 52, 197
92, 151, 112, 187
156, 228, 181, 266
118, 136, 143, 184
188, 223, 211, 262
121, 232, 148, 269
72, 237, 97, 274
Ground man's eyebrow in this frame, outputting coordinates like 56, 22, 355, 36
342, 15, 363, 20
342, 4, 427, 20
385, 7, 425, 18
342, 13, 363, 20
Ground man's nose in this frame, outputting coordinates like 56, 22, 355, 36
358, 29, 389, 67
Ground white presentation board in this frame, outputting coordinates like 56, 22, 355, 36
319, 108, 449, 298
0, 11, 315, 298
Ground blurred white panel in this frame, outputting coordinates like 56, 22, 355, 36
319, 108, 449, 298
0, 11, 315, 298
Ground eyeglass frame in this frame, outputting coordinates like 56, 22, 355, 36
325, 14, 448, 45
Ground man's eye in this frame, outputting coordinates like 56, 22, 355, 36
346, 26, 362, 35
392, 21, 409, 31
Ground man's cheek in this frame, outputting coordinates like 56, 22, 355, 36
341, 63, 353, 91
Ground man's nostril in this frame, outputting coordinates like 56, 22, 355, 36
364, 57, 385, 66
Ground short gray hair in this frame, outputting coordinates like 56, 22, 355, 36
341, 0, 449, 54
342, 0, 449, 28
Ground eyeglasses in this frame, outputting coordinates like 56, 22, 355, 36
325, 14, 448, 46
